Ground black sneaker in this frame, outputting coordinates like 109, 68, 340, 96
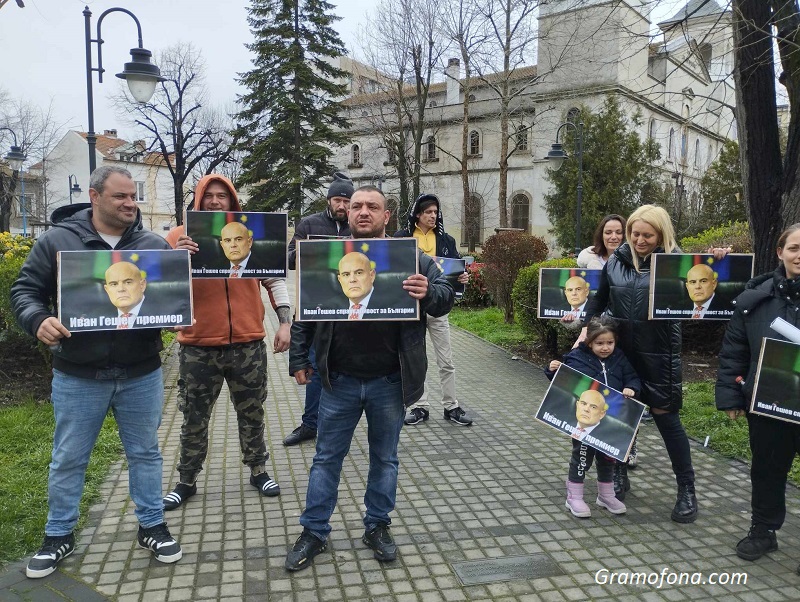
362, 524, 397, 561
284, 424, 317, 446
137, 523, 182, 563
443, 406, 473, 426
26, 533, 75, 578
285, 529, 328, 571
163, 482, 197, 511
250, 471, 281, 497
736, 524, 778, 560
404, 408, 429, 425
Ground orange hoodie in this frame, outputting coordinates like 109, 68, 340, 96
167, 174, 269, 346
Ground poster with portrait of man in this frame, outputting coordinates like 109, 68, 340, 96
58, 249, 192, 332
649, 253, 754, 320
535, 364, 645, 462
296, 238, 420, 321
185, 211, 288, 278
537, 268, 602, 321
433, 256, 466, 299
750, 338, 800, 425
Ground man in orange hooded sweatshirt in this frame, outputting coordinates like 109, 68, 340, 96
162, 175, 291, 510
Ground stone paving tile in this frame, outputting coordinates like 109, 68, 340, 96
11, 273, 800, 600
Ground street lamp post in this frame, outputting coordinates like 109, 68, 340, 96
68, 174, 82, 204
547, 121, 584, 257
1, 127, 28, 236
84, 6, 164, 174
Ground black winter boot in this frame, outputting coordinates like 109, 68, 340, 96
613, 462, 630, 501
671, 483, 697, 523
736, 523, 777, 561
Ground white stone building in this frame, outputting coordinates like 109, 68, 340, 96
333, 0, 736, 251
29, 129, 178, 238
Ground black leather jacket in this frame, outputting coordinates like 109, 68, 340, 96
584, 242, 682, 410
716, 267, 800, 411
289, 252, 454, 406
11, 204, 170, 379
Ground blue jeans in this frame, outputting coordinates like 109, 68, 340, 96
47, 368, 165, 536
300, 371, 405, 539
301, 346, 321, 430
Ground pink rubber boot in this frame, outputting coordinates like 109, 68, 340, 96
597, 481, 627, 514
565, 480, 591, 518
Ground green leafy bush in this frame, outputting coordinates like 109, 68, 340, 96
481, 231, 548, 322
513, 258, 579, 356
680, 221, 751, 253
0, 233, 33, 334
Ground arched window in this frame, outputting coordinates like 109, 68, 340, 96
426, 136, 437, 161
462, 193, 483, 248
706, 143, 713, 167
648, 118, 657, 140
680, 129, 688, 164
469, 130, 481, 155
668, 128, 675, 160
511, 193, 530, 232
351, 144, 361, 166
429, 100, 438, 108
567, 107, 580, 122
386, 145, 397, 165
468, 94, 476, 102
694, 139, 700, 167
386, 197, 400, 235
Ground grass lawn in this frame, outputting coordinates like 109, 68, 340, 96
449, 306, 527, 348
450, 306, 800, 486
0, 401, 121, 565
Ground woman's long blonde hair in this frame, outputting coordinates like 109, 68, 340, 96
626, 205, 676, 272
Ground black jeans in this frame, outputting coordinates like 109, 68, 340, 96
652, 411, 695, 486
748, 413, 800, 530
568, 439, 614, 483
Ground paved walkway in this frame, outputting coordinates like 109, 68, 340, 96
4, 281, 800, 601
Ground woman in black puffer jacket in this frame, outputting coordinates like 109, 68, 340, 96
580, 204, 713, 524
716, 224, 800, 570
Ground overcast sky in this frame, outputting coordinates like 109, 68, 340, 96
1, 0, 685, 155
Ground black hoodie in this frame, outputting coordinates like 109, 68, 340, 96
394, 194, 460, 258
11, 203, 170, 379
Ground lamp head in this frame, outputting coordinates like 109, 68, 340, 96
546, 143, 567, 171
5, 145, 26, 171
71, 181, 82, 199
116, 47, 164, 103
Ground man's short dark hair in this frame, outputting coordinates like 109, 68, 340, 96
352, 185, 387, 209
90, 166, 133, 194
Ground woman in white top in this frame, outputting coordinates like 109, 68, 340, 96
577, 214, 626, 269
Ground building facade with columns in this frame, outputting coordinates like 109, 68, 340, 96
332, 0, 736, 251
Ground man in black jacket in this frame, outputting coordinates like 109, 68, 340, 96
285, 186, 454, 571
284, 172, 353, 446
395, 194, 473, 426
11, 166, 182, 578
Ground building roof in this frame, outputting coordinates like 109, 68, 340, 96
660, 0, 725, 26
76, 131, 173, 167
342, 65, 538, 106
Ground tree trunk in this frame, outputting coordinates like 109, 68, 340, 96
732, 0, 783, 274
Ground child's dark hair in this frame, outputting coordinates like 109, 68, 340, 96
585, 315, 619, 345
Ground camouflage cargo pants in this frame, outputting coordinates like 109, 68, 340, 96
177, 340, 268, 483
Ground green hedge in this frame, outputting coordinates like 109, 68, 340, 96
0, 255, 25, 334
680, 221, 751, 253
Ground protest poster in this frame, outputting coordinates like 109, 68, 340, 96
433, 256, 466, 298
750, 337, 800, 425
537, 268, 602, 321
58, 249, 192, 332
296, 238, 419, 321
535, 364, 645, 462
649, 253, 754, 320
186, 211, 288, 278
